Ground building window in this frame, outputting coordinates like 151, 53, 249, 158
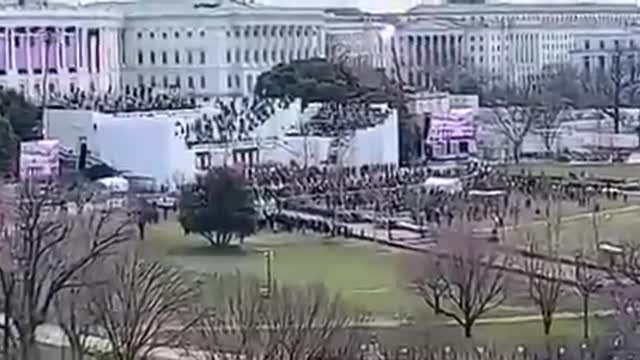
244, 50, 250, 63
187, 31, 193, 38
254, 27, 259, 37
175, 51, 180, 64
195, 151, 211, 170
263, 49, 268, 62
175, 31, 180, 39
200, 51, 206, 64
150, 75, 156, 86
584, 40, 590, 50
271, 50, 276, 62
200, 30, 205, 37
175, 75, 181, 88
227, 75, 233, 88
187, 51, 193, 65
254, 50, 259, 63
235, 49, 240, 62
137, 74, 144, 85
150, 32, 155, 39
226, 50, 231, 63
162, 32, 167, 39
234, 75, 240, 88
162, 51, 167, 65
137, 32, 142, 39
200, 76, 206, 89
137, 50, 143, 65
188, 76, 194, 89
150, 51, 156, 65
163, 76, 168, 88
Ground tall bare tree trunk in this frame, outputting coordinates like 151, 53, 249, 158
18, 326, 39, 360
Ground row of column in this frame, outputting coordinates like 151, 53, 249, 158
400, 34, 464, 70
0, 26, 102, 75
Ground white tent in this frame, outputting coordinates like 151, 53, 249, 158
423, 177, 463, 193
96, 176, 130, 193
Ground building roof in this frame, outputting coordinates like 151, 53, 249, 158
408, 2, 640, 14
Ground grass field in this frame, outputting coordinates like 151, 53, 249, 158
148, 222, 564, 317
144, 162, 640, 345
503, 162, 640, 180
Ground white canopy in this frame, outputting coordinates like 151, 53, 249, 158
423, 177, 463, 193
469, 190, 506, 197
96, 176, 130, 192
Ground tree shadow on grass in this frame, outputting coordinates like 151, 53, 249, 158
167, 244, 251, 257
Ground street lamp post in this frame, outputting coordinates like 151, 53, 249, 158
261, 250, 274, 298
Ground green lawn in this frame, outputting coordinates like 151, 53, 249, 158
502, 205, 640, 255
142, 221, 621, 345
144, 221, 609, 316
146, 223, 421, 317
503, 162, 640, 180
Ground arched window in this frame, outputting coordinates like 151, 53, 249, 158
234, 75, 240, 88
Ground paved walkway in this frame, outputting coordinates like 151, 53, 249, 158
9, 308, 616, 359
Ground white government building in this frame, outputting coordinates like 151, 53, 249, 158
3, 0, 640, 98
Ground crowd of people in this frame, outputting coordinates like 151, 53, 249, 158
305, 103, 391, 136
46, 86, 197, 113
185, 97, 293, 146
250, 162, 633, 239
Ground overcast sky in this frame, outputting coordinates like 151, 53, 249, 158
74, 0, 638, 14
359, 0, 637, 12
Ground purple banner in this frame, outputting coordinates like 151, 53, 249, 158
15, 34, 27, 71
0, 32, 6, 71
30, 35, 43, 70
65, 33, 77, 68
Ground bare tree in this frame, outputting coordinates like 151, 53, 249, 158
198, 274, 362, 360
484, 82, 543, 163
524, 241, 564, 337
53, 285, 95, 360
88, 253, 201, 360
429, 64, 484, 95
574, 252, 604, 340
409, 234, 509, 338
196, 273, 265, 360
0, 181, 133, 360
581, 46, 640, 134
535, 67, 577, 154
609, 285, 640, 355
261, 283, 361, 360
408, 257, 448, 315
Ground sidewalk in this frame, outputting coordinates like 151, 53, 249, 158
4, 309, 617, 359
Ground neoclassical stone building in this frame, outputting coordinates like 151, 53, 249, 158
3, 0, 640, 98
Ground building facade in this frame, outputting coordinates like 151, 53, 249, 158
3, 0, 640, 98
0, 3, 123, 96
570, 29, 640, 74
